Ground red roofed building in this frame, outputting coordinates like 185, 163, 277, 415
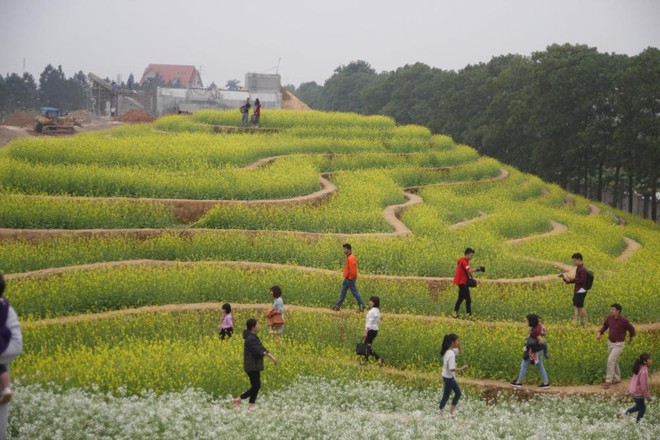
140, 64, 203, 88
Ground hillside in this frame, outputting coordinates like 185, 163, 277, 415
0, 110, 658, 437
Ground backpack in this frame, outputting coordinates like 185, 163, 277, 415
585, 270, 594, 290
239, 105, 246, 114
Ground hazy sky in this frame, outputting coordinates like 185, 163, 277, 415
1, 0, 658, 88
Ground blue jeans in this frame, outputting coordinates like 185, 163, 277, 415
439, 376, 462, 409
336, 278, 363, 308
241, 112, 248, 127
517, 351, 549, 384
626, 397, 646, 422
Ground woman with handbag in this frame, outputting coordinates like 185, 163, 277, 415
452, 248, 484, 319
362, 296, 384, 366
265, 285, 285, 334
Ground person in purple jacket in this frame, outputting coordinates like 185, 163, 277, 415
218, 303, 234, 340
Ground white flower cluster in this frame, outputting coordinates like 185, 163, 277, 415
6, 377, 658, 439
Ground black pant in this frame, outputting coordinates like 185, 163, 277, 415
454, 284, 471, 314
364, 329, 381, 362
219, 327, 233, 340
240, 371, 261, 404
626, 397, 646, 422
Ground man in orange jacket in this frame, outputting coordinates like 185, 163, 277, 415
333, 243, 365, 312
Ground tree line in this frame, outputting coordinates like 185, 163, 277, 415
0, 64, 91, 119
291, 44, 659, 220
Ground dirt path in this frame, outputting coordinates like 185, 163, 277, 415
24, 301, 660, 331
448, 211, 488, 231
589, 204, 601, 215
24, 302, 658, 396
405, 168, 509, 193
7, 257, 658, 302
616, 237, 641, 262
0, 126, 30, 148
508, 220, 567, 245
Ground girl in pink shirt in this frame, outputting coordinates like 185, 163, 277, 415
620, 352, 652, 422
218, 303, 234, 340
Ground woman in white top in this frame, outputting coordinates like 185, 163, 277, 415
439, 334, 468, 416
363, 296, 383, 366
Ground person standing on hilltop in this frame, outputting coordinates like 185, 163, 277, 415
240, 98, 251, 127
452, 248, 484, 319
252, 98, 261, 128
560, 252, 590, 325
333, 244, 365, 312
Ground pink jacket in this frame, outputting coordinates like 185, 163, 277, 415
628, 365, 650, 398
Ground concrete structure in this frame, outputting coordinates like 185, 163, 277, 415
155, 73, 282, 115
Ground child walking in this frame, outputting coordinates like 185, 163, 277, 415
619, 352, 653, 422
439, 334, 467, 416
218, 303, 233, 340
363, 296, 383, 366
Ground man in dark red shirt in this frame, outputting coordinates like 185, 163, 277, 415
561, 252, 589, 325
452, 248, 484, 318
597, 303, 635, 388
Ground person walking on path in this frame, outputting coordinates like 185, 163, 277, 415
265, 285, 285, 334
561, 252, 590, 325
618, 353, 653, 422
511, 314, 550, 389
232, 319, 277, 409
597, 303, 635, 388
333, 244, 365, 312
240, 98, 251, 127
362, 296, 384, 366
452, 248, 484, 318
439, 334, 467, 417
218, 303, 234, 340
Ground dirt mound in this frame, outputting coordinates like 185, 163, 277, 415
1, 111, 35, 127
282, 88, 311, 111
116, 109, 155, 123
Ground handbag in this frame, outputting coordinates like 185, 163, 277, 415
250, 113, 258, 123
356, 339, 371, 356
463, 264, 477, 288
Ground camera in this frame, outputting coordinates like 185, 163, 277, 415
557, 274, 564, 278
479, 266, 486, 273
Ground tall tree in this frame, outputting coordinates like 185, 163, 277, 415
320, 60, 377, 113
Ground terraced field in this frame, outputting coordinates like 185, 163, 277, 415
1, 110, 658, 438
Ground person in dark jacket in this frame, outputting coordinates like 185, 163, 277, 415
561, 252, 589, 325
232, 319, 277, 409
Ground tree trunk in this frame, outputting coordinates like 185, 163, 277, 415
597, 160, 604, 202
652, 180, 658, 222
643, 194, 650, 219
628, 174, 634, 214
612, 166, 621, 208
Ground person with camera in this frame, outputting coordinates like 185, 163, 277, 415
560, 252, 589, 325
451, 248, 484, 319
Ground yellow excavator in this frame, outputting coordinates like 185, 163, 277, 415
34, 107, 82, 134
